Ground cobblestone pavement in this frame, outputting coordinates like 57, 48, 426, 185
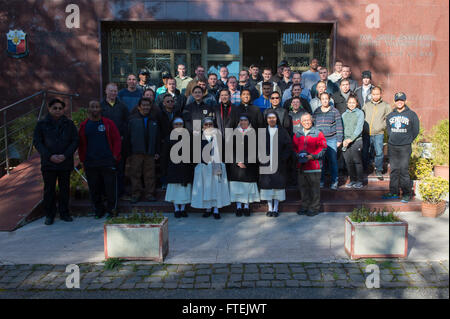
0, 261, 448, 291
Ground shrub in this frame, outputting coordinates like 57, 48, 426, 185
349, 206, 399, 223
430, 119, 449, 166
418, 176, 449, 204
71, 108, 88, 128
409, 157, 433, 180
105, 210, 165, 225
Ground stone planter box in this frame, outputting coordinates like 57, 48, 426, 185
104, 217, 169, 262
344, 216, 408, 259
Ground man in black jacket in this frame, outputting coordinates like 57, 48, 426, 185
383, 92, 420, 203
33, 98, 79, 225
228, 89, 264, 130
332, 79, 352, 115
126, 98, 161, 203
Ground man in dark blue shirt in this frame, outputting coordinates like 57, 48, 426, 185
79, 100, 122, 219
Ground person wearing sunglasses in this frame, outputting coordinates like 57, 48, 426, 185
263, 91, 291, 132
33, 98, 79, 225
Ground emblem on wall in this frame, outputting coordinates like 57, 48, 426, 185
6, 30, 28, 58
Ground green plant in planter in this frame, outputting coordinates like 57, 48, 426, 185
430, 119, 449, 166
418, 176, 449, 204
349, 206, 399, 223
105, 211, 165, 225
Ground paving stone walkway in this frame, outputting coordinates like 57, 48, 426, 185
0, 261, 448, 291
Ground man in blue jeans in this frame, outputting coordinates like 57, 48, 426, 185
362, 86, 392, 180
312, 92, 343, 190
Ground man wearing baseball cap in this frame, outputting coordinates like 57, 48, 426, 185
137, 68, 156, 92
355, 70, 375, 107
383, 92, 420, 203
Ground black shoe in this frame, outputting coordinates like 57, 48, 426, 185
272, 211, 279, 218
243, 208, 251, 217
174, 211, 181, 218
181, 210, 188, 218
60, 215, 73, 222
236, 208, 243, 217
202, 211, 212, 218
213, 213, 221, 220
266, 211, 273, 217
306, 210, 319, 217
297, 209, 308, 216
44, 217, 54, 225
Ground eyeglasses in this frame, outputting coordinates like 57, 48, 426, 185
270, 97, 280, 100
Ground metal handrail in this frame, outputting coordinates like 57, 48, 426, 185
0, 90, 79, 175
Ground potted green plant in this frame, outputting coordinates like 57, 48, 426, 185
344, 206, 408, 260
417, 176, 449, 218
104, 210, 168, 262
430, 119, 449, 180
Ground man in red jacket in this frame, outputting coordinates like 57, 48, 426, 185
78, 100, 122, 219
292, 113, 327, 216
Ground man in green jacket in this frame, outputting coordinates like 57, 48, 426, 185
362, 86, 392, 179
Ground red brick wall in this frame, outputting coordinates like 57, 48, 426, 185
0, 0, 448, 130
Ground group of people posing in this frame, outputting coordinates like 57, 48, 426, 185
32, 58, 420, 225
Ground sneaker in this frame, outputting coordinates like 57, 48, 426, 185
60, 215, 73, 222
213, 213, 221, 220
202, 211, 212, 218
401, 195, 411, 203
243, 208, 251, 217
44, 217, 54, 225
375, 171, 384, 181
382, 193, 399, 200
330, 182, 338, 190
174, 211, 181, 218
297, 209, 308, 215
352, 182, 364, 189
266, 211, 273, 217
181, 210, 188, 218
345, 182, 356, 188
236, 208, 243, 217
306, 210, 319, 217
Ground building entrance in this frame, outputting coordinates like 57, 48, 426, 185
243, 32, 278, 72
102, 22, 333, 89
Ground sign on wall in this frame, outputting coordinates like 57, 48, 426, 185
6, 30, 28, 58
